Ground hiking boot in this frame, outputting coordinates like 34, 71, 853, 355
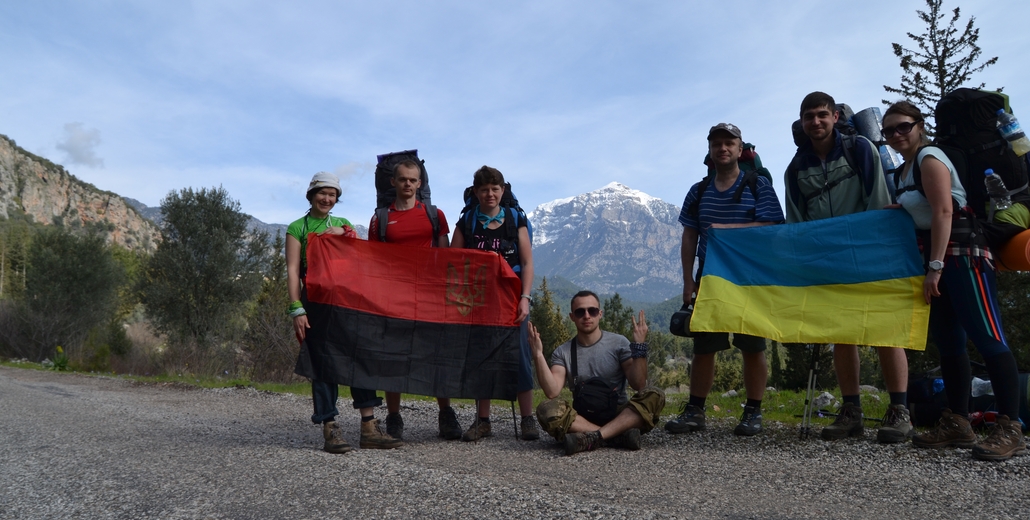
912, 408, 977, 449
322, 421, 353, 454
438, 406, 463, 440
665, 403, 706, 433
385, 412, 404, 440
877, 404, 913, 444
520, 415, 540, 441
461, 419, 492, 442
972, 415, 1028, 461
604, 428, 641, 450
564, 430, 602, 456
821, 402, 864, 440
734, 406, 762, 436
359, 418, 404, 449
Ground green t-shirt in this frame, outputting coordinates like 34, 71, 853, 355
287, 213, 353, 268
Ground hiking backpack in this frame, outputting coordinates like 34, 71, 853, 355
373, 149, 441, 243
895, 89, 1030, 248
933, 89, 1030, 218
458, 182, 532, 275
688, 142, 773, 221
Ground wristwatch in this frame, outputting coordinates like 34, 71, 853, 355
928, 259, 944, 272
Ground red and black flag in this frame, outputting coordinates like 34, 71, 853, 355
303, 235, 522, 400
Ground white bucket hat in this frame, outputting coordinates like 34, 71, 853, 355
307, 171, 341, 200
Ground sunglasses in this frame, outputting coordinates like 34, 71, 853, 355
572, 307, 600, 319
882, 121, 920, 139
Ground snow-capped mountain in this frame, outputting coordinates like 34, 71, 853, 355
528, 182, 683, 302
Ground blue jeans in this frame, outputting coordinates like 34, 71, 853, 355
311, 381, 383, 424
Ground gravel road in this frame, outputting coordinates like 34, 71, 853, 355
1, 366, 1028, 519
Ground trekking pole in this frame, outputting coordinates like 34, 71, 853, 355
799, 344, 820, 439
510, 400, 519, 440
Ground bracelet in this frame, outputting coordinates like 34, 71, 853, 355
630, 342, 649, 359
521, 294, 533, 304
288, 307, 307, 318
288, 300, 304, 313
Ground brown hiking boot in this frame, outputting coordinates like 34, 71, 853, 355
564, 430, 602, 456
972, 415, 1028, 461
604, 428, 641, 450
322, 421, 353, 454
877, 404, 913, 444
520, 416, 540, 441
359, 418, 404, 449
821, 402, 864, 440
461, 418, 492, 442
438, 406, 463, 440
912, 408, 977, 449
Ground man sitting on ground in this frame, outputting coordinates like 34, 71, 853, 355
528, 290, 665, 456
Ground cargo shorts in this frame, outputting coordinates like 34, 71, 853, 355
536, 386, 666, 441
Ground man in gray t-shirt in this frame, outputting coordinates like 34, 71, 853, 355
550, 332, 632, 405
528, 290, 666, 456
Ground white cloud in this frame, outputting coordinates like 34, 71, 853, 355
55, 122, 104, 167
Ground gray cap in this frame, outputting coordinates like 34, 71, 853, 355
707, 123, 742, 140
307, 171, 341, 196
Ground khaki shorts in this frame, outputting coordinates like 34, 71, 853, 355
536, 386, 666, 441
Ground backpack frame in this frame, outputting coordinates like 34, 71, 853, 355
373, 149, 441, 243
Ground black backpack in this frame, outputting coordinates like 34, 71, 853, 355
895, 89, 1030, 248
373, 149, 440, 243
458, 182, 532, 275
933, 89, 1030, 219
687, 142, 773, 221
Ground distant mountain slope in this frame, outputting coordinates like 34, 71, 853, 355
123, 198, 369, 240
0, 134, 160, 251
529, 182, 682, 303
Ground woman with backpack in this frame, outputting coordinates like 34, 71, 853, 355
450, 165, 540, 442
883, 101, 1026, 461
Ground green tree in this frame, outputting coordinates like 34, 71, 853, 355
241, 232, 299, 382
883, 0, 998, 131
0, 220, 33, 301
774, 343, 834, 391
140, 187, 269, 370
15, 227, 125, 361
530, 277, 573, 361
600, 293, 634, 339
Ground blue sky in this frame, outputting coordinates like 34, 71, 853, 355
3, 1, 1029, 227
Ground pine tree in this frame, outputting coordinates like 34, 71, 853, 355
530, 277, 573, 361
882, 0, 998, 131
599, 293, 634, 340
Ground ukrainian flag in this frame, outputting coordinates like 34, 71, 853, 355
691, 210, 928, 349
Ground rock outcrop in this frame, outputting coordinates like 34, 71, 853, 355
0, 134, 159, 251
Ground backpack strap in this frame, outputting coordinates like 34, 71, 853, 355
424, 203, 441, 246
570, 337, 580, 389
896, 146, 963, 214
687, 176, 713, 221
375, 207, 390, 242
733, 170, 760, 220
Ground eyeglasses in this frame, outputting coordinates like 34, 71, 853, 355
882, 121, 920, 139
572, 307, 600, 319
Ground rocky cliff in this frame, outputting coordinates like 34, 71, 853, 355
0, 134, 159, 251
